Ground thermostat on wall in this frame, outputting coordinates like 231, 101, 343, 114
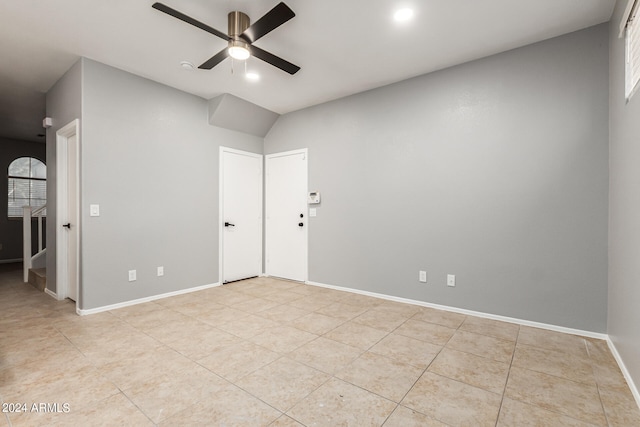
308, 191, 321, 204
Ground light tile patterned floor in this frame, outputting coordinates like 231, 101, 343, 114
1, 263, 639, 426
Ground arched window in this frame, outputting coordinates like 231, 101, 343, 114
7, 157, 46, 217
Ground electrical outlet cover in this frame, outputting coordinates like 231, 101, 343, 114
447, 274, 455, 287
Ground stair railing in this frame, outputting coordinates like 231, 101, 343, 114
23, 205, 47, 282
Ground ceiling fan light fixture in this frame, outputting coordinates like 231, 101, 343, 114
152, 2, 300, 74
228, 40, 250, 60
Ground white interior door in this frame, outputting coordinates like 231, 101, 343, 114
265, 149, 308, 282
56, 120, 79, 303
220, 147, 263, 283
66, 134, 78, 301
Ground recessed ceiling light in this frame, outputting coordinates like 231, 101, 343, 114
180, 61, 195, 71
246, 72, 260, 81
394, 8, 414, 22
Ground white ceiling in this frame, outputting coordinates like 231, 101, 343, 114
0, 0, 616, 143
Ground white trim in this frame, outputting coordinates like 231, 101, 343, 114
55, 119, 80, 306
606, 338, 640, 409
626, 1, 640, 101
77, 282, 221, 315
620, 0, 639, 38
44, 287, 59, 300
265, 148, 309, 159
218, 147, 264, 285
305, 280, 608, 340
218, 148, 224, 286
0, 258, 22, 264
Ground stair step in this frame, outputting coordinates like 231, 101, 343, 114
28, 268, 46, 292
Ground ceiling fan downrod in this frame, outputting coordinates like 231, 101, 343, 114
228, 11, 250, 58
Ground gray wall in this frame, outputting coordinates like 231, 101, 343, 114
45, 59, 83, 293
78, 59, 262, 309
265, 24, 609, 332
0, 137, 46, 261
608, 1, 640, 393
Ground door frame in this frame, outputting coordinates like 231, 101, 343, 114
55, 119, 80, 305
265, 148, 308, 282
219, 146, 263, 285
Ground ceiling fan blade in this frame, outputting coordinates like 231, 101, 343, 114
199, 48, 229, 70
240, 2, 295, 43
249, 45, 300, 75
152, 2, 230, 41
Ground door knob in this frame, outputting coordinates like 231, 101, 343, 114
224, 222, 235, 227
62, 223, 71, 229
298, 222, 304, 227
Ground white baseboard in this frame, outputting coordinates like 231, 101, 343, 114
305, 280, 608, 340
77, 282, 221, 316
606, 338, 640, 409
44, 288, 59, 300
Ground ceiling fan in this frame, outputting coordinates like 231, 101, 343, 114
152, 2, 300, 75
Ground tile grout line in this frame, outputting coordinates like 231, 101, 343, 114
215, 315, 354, 426
384, 312, 467, 426
71, 299, 247, 424
114, 287, 295, 424
8, 299, 129, 420
502, 336, 607, 426
588, 338, 614, 427
119, 391, 156, 426
494, 323, 520, 427
340, 312, 407, 426
263, 303, 403, 425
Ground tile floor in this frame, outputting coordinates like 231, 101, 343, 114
1, 263, 639, 426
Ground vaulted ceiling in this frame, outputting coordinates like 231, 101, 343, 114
0, 0, 616, 143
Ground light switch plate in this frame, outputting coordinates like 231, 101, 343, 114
90, 204, 100, 217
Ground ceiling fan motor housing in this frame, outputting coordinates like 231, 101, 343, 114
228, 11, 250, 46
228, 11, 250, 36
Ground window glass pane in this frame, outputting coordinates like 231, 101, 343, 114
31, 159, 46, 179
10, 178, 30, 199
8, 200, 25, 217
7, 177, 30, 217
7, 158, 47, 217
8, 157, 31, 177
31, 180, 46, 199
7, 178, 14, 198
